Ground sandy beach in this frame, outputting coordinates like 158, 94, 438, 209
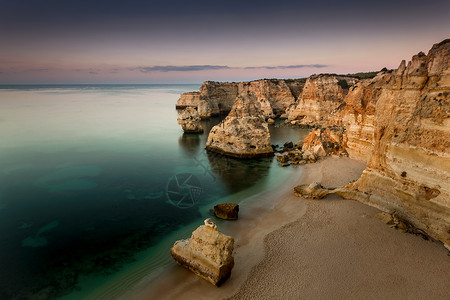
126, 157, 450, 299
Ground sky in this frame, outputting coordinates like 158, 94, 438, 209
0, 0, 449, 84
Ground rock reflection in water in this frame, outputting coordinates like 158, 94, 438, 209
206, 151, 272, 193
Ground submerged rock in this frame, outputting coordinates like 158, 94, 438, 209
214, 203, 239, 220
177, 107, 203, 133
170, 219, 235, 286
206, 91, 274, 158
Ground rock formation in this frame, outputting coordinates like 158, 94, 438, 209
176, 79, 303, 119
206, 91, 274, 158
214, 203, 239, 220
287, 75, 357, 126
170, 218, 235, 286
345, 39, 450, 248
301, 126, 347, 157
177, 107, 203, 133
331, 71, 392, 161
295, 40, 450, 249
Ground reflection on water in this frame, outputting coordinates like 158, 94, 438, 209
0, 86, 309, 300
178, 134, 202, 157
206, 151, 272, 193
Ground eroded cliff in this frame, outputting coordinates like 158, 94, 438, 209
296, 40, 450, 248
345, 40, 450, 247
176, 79, 303, 119
287, 75, 357, 126
206, 91, 273, 158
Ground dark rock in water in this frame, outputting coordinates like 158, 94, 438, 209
170, 219, 234, 286
283, 141, 294, 148
214, 203, 239, 220
276, 154, 289, 163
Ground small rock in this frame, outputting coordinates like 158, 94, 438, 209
293, 182, 331, 199
214, 203, 239, 220
283, 141, 294, 148
267, 118, 275, 124
204, 218, 217, 228
276, 155, 289, 163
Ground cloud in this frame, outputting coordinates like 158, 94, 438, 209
27, 68, 49, 72
139, 65, 231, 72
244, 64, 328, 70
138, 64, 328, 73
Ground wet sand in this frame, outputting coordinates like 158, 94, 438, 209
123, 157, 450, 299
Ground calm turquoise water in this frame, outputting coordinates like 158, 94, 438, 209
0, 85, 308, 299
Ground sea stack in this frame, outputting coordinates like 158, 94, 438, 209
177, 107, 203, 133
206, 91, 274, 158
170, 219, 235, 286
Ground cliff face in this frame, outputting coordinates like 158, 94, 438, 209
339, 72, 392, 161
177, 107, 203, 133
176, 79, 302, 119
287, 75, 357, 126
206, 91, 273, 158
345, 40, 450, 248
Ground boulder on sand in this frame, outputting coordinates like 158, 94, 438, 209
170, 218, 235, 286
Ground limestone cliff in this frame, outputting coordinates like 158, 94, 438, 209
346, 40, 450, 248
287, 75, 357, 126
296, 40, 450, 248
177, 107, 203, 133
206, 91, 273, 158
176, 79, 302, 119
337, 72, 392, 161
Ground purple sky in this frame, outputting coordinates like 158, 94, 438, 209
0, 0, 449, 84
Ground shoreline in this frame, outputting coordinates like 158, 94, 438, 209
230, 157, 450, 299
110, 156, 449, 299
121, 157, 368, 299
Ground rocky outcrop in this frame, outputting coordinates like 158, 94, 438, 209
176, 80, 302, 119
177, 107, 203, 133
287, 75, 357, 126
206, 91, 274, 158
295, 40, 450, 249
301, 126, 347, 157
214, 203, 239, 220
170, 218, 235, 286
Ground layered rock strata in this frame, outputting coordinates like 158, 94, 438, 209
170, 218, 235, 286
287, 75, 357, 126
206, 91, 274, 158
177, 107, 203, 133
295, 40, 450, 249
336, 72, 392, 161
176, 79, 303, 119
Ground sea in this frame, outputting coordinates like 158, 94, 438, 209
0, 84, 309, 299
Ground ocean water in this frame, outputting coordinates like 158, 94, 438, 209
0, 85, 309, 300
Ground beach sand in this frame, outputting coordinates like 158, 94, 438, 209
125, 157, 450, 299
